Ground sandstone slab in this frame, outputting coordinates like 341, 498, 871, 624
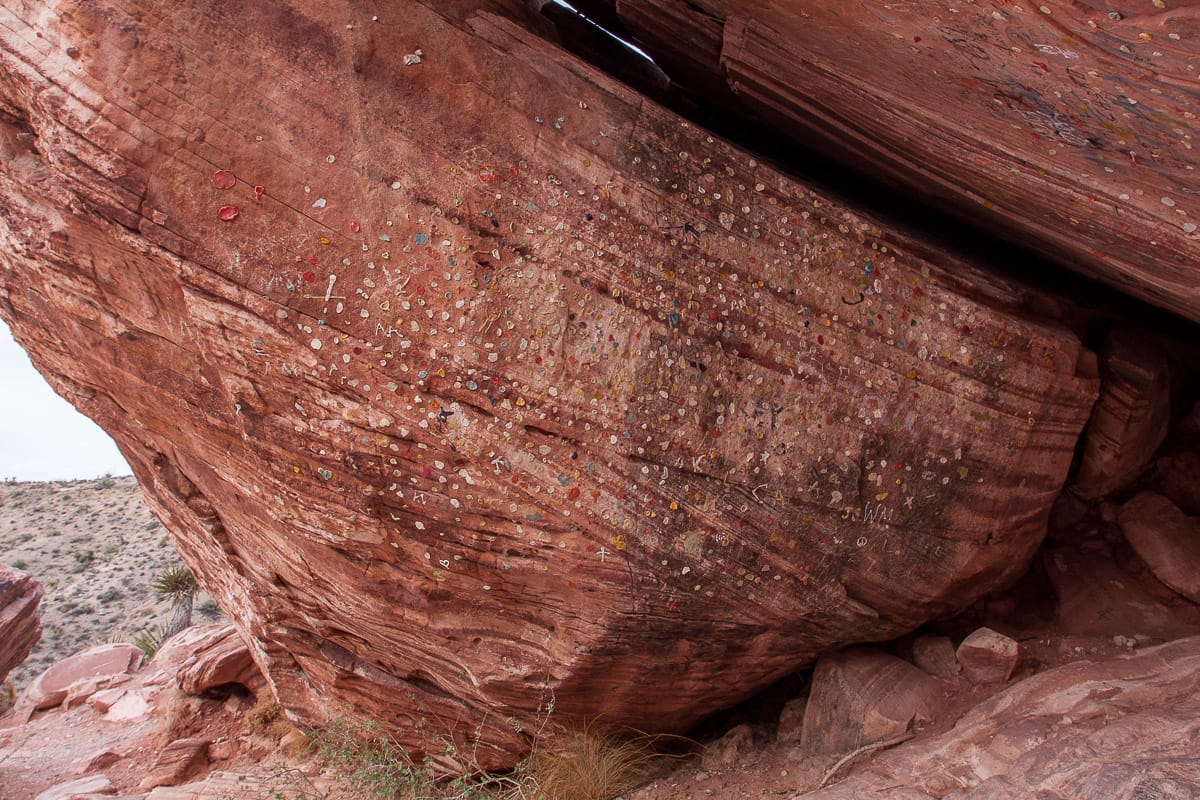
800, 648, 942, 756
0, 562, 43, 686
0, 0, 1098, 768
1119, 492, 1200, 604
138, 738, 210, 791
33, 774, 115, 800
12, 644, 143, 721
600, 1, 1200, 325
956, 627, 1019, 684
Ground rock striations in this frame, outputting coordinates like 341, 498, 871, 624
596, 0, 1200, 323
0, 563, 42, 686
0, 0, 1100, 767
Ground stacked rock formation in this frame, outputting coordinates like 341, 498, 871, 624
0, 0, 1126, 768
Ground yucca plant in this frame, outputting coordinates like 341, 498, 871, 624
153, 564, 198, 641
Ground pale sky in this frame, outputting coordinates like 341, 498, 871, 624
0, 318, 131, 481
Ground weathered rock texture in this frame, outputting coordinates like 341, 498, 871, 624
9, 643, 143, 723
798, 636, 1200, 799
0, 562, 43, 686
1071, 330, 1171, 500
173, 625, 263, 696
800, 648, 941, 756
1119, 491, 1200, 603
0, 0, 1099, 767
593, 0, 1200, 323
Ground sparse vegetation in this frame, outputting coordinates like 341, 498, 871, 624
198, 598, 224, 620
153, 564, 198, 640
522, 731, 659, 800
288, 699, 666, 800
247, 692, 298, 741
133, 624, 166, 659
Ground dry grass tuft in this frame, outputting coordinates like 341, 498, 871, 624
245, 690, 297, 740
158, 687, 192, 737
523, 731, 658, 800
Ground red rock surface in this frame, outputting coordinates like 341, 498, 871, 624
9, 644, 143, 722
0, 562, 42, 686
601, 0, 1200, 323
1070, 329, 1171, 500
955, 626, 1020, 684
795, 636, 1200, 798
174, 625, 263, 696
0, 0, 1099, 767
800, 647, 942, 755
1119, 491, 1200, 603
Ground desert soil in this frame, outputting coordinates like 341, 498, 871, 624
0, 476, 219, 692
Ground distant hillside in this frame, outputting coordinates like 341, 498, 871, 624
0, 476, 219, 690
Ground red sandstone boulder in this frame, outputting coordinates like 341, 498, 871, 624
10, 644, 143, 722
0, 0, 1099, 767
956, 627, 1020, 685
175, 625, 263, 695
800, 648, 942, 756
138, 738, 211, 791
1071, 331, 1171, 500
910, 635, 960, 680
0, 562, 42, 686
1119, 492, 1200, 604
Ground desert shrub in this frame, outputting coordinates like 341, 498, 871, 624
312, 718, 451, 800
71, 549, 95, 573
246, 691, 297, 740
10, 560, 25, 570
99, 587, 123, 603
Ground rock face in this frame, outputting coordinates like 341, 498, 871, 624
595, 0, 1200, 324
0, 0, 1099, 767
0, 562, 42, 686
797, 637, 1200, 799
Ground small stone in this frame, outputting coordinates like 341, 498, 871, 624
701, 724, 755, 770
911, 635, 961, 678
957, 627, 1019, 684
